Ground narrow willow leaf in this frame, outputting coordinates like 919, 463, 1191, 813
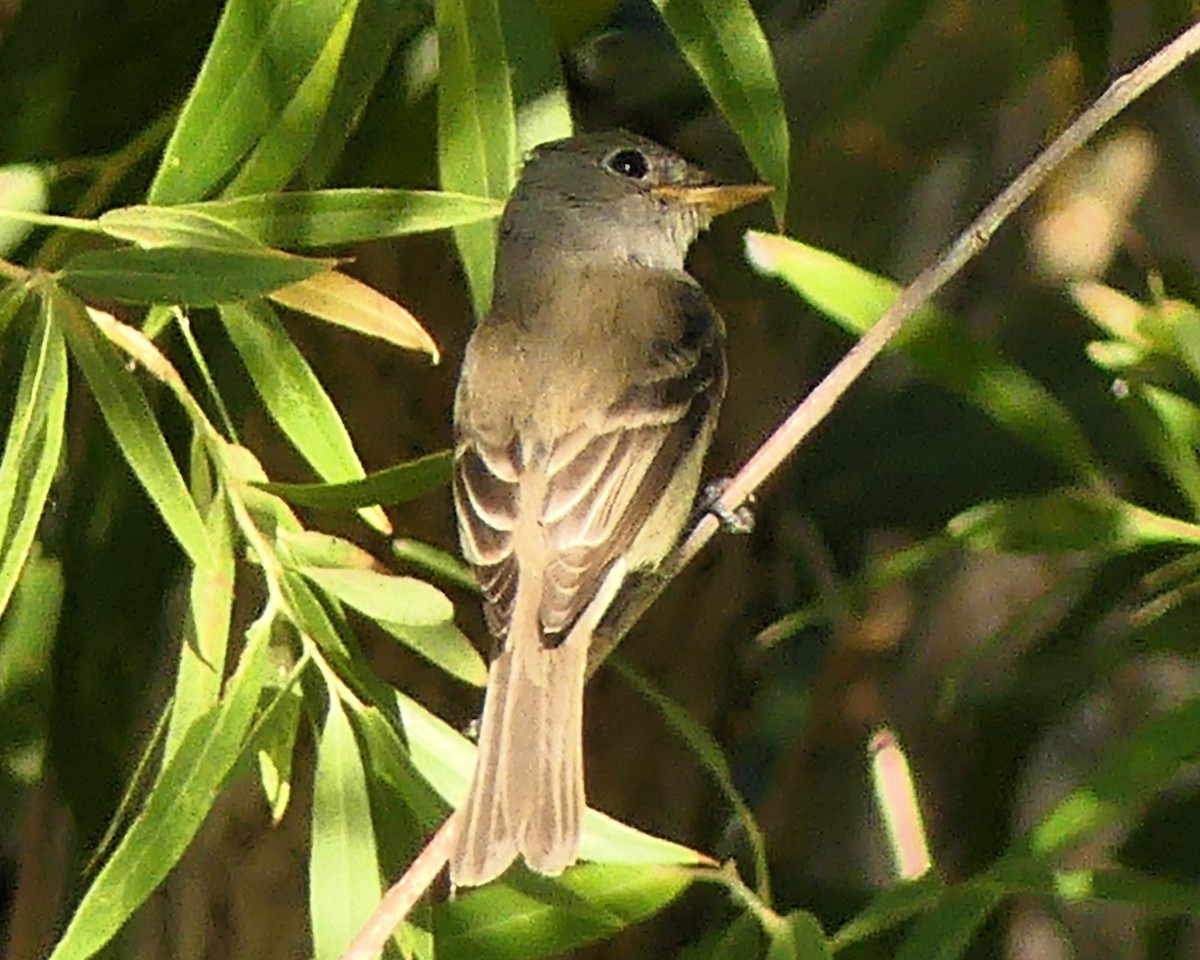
0, 163, 48, 256
279, 529, 379, 570
746, 232, 1102, 483
392, 537, 478, 593
765, 911, 829, 960
59, 246, 333, 306
948, 491, 1200, 554
269, 270, 439, 362
436, 0, 518, 314
98, 206, 264, 250
394, 691, 706, 866
256, 449, 452, 510
831, 874, 947, 951
148, 0, 352, 204
0, 555, 62, 783
376, 620, 486, 687
224, 0, 362, 197
300, 566, 453, 626
258, 686, 302, 823
57, 287, 212, 569
47, 610, 275, 960
0, 298, 66, 620
353, 704, 449, 832
218, 301, 390, 534
649, 0, 789, 221
0, 280, 28, 339
892, 884, 1003, 960
1140, 386, 1200, 513
165, 490, 235, 761
434, 863, 694, 960
680, 912, 764, 960
499, 0, 573, 154
178, 189, 504, 247
311, 695, 382, 960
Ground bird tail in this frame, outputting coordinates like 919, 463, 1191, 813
449, 635, 587, 887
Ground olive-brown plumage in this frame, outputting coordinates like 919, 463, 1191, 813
450, 131, 768, 886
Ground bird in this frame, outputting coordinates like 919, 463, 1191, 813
450, 129, 770, 886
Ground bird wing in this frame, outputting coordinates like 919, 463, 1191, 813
453, 282, 725, 647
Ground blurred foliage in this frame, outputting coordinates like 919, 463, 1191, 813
2, 1, 1200, 960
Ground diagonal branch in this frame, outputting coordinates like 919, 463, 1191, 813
341, 19, 1200, 959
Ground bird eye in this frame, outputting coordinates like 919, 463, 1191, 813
607, 149, 649, 180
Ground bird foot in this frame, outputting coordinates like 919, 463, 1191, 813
699, 479, 755, 534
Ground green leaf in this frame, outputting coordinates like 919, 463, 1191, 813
745, 232, 1103, 483
0, 163, 48, 256
831, 874, 947, 951
892, 884, 1003, 960
178, 189, 504, 248
948, 490, 1200, 554
679, 913, 764, 960
56, 286, 212, 569
392, 537, 478, 593
47, 609, 276, 960
218, 300, 390, 534
300, 566, 454, 626
851, 0, 937, 102
0, 294, 66, 620
0, 280, 27, 339
98, 205, 265, 250
255, 450, 452, 510
394, 691, 705, 866
765, 911, 829, 960
223, 0, 363, 197
165, 487, 235, 762
434, 863, 694, 960
256, 686, 302, 823
311, 694, 382, 960
500, 0, 573, 155
269, 270, 440, 361
148, 0, 354, 204
649, 0, 789, 221
436, 0, 518, 315
378, 620, 486, 687
1139, 386, 1200, 514
59, 246, 333, 306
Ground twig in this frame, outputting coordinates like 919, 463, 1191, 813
341, 19, 1200, 958
338, 816, 459, 960
588, 18, 1200, 672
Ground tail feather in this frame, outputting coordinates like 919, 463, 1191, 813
449, 639, 587, 887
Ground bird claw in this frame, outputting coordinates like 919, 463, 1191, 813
699, 479, 755, 534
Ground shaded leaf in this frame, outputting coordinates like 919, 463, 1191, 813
256, 449, 452, 510
948, 490, 1200, 554
311, 695, 382, 960
375, 620, 486, 687
178, 189, 504, 247
765, 910, 829, 960
746, 232, 1102, 483
649, 0, 789, 221
0, 294, 66, 621
500, 0, 573, 155
256, 686, 302, 823
892, 884, 1003, 960
57, 286, 212, 568
0, 163, 48, 255
269, 270, 439, 362
218, 300, 389, 534
392, 537, 478, 593
831, 874, 947, 951
46, 610, 276, 960
59, 246, 333, 306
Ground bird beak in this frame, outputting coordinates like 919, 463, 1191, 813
651, 182, 774, 217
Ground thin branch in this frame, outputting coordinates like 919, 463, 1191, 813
341, 19, 1200, 958
589, 18, 1200, 672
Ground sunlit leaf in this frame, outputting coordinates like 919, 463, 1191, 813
0, 163, 48, 255
59, 246, 333, 306
269, 270, 439, 362
434, 863, 694, 960
436, 0, 517, 314
148, 0, 353, 204
257, 686, 301, 823
218, 300, 390, 534
57, 287, 212, 569
98, 205, 264, 250
178, 189, 504, 248
649, 0, 789, 221
500, 0, 573, 155
311, 695, 382, 960
300, 566, 453, 626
